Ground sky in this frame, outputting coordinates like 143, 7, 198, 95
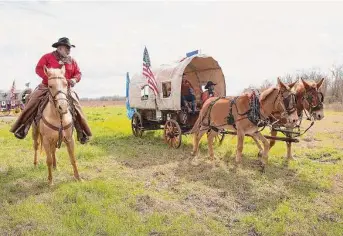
1, 1, 343, 98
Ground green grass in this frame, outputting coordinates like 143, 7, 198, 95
1, 106, 343, 235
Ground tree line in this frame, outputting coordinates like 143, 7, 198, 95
244, 64, 343, 104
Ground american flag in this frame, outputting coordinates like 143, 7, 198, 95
143, 47, 158, 96
10, 80, 15, 101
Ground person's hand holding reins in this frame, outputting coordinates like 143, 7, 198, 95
69, 78, 77, 87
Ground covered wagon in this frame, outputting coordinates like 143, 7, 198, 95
127, 53, 226, 148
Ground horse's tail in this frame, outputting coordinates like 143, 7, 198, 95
189, 114, 202, 134
189, 98, 215, 134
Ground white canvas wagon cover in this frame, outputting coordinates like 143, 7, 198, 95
129, 54, 226, 111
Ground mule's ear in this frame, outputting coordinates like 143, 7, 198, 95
277, 77, 288, 90
317, 77, 325, 89
288, 79, 298, 89
60, 65, 66, 75
301, 78, 311, 90
43, 65, 49, 76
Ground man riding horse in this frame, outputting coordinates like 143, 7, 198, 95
10, 37, 92, 144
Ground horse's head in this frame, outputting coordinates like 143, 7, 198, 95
43, 65, 69, 116
261, 78, 298, 126
275, 78, 299, 126
298, 78, 325, 120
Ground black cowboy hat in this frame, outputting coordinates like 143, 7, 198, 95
205, 81, 216, 89
52, 37, 75, 48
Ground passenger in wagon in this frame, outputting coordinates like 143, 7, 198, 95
201, 81, 217, 104
181, 74, 196, 114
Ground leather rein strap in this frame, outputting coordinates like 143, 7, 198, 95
41, 116, 73, 132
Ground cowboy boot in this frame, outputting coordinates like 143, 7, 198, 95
73, 118, 89, 144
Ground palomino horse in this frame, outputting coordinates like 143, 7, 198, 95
253, 78, 325, 160
190, 78, 299, 169
32, 65, 80, 185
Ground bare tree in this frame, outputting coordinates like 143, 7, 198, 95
280, 74, 293, 84
329, 64, 343, 104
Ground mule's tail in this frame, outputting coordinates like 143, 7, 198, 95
189, 98, 213, 134
189, 114, 203, 134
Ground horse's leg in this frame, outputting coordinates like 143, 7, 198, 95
191, 128, 207, 156
51, 143, 57, 170
43, 140, 53, 185
235, 130, 245, 166
251, 135, 263, 160
286, 142, 295, 161
269, 130, 277, 151
207, 129, 217, 162
32, 125, 39, 167
66, 138, 81, 181
255, 132, 270, 170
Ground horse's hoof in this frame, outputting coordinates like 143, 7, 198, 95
260, 165, 266, 173
190, 158, 200, 166
74, 176, 83, 182
257, 151, 263, 158
287, 156, 296, 161
191, 151, 197, 156
234, 162, 243, 169
48, 180, 54, 186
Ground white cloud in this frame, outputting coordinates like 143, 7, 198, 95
1, 1, 343, 97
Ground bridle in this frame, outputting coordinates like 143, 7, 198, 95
267, 87, 297, 121
47, 76, 70, 115
302, 89, 324, 114
43, 75, 73, 149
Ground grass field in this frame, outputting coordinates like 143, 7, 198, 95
0, 106, 342, 235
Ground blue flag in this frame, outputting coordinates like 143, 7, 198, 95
125, 72, 136, 119
186, 50, 199, 57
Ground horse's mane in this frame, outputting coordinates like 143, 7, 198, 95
260, 87, 277, 102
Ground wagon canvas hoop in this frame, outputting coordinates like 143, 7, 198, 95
129, 54, 226, 111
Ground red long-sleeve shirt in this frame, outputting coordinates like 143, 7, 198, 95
35, 52, 82, 85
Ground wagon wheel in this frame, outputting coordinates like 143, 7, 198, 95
164, 119, 182, 148
214, 132, 225, 145
131, 112, 143, 137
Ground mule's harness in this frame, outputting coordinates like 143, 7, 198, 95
200, 88, 296, 134
272, 90, 324, 138
292, 90, 324, 137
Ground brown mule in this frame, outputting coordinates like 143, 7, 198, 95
252, 78, 325, 161
190, 78, 299, 169
32, 65, 81, 185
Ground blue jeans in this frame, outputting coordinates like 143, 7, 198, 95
181, 94, 196, 113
